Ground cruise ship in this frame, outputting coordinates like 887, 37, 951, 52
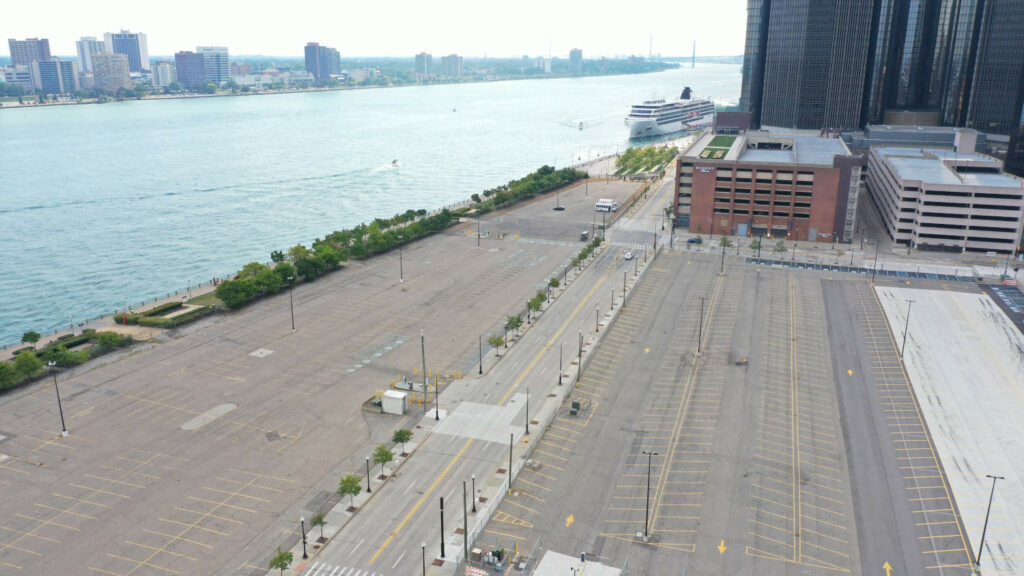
626, 87, 716, 139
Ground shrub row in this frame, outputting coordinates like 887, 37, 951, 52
1, 331, 134, 391
615, 145, 678, 175
142, 301, 183, 317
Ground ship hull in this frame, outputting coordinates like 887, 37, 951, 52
627, 113, 714, 139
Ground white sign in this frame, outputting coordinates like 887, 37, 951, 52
696, 165, 714, 173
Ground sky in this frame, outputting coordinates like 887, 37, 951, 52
4, 0, 748, 59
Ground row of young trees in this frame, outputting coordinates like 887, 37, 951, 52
471, 166, 587, 212
615, 145, 678, 175
2, 330, 133, 391
268, 430, 414, 574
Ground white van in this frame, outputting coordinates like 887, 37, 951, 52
595, 199, 619, 212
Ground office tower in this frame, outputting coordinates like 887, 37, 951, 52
965, 0, 1024, 135
569, 48, 583, 75
738, 0, 770, 126
304, 42, 341, 81
75, 37, 106, 73
441, 54, 462, 78
196, 46, 230, 85
92, 52, 132, 91
174, 51, 207, 89
939, 0, 984, 127
8, 38, 51, 66
1, 66, 34, 92
1005, 87, 1024, 178
104, 30, 150, 72
415, 52, 432, 76
757, 1, 873, 130
30, 59, 79, 94
152, 61, 176, 87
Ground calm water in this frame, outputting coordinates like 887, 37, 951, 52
0, 64, 740, 346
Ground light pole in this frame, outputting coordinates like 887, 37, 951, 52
595, 306, 599, 332
47, 361, 68, 437
422, 541, 427, 576
187, 279, 191, 299
642, 450, 658, 540
872, 240, 880, 283
472, 474, 477, 512
900, 300, 915, 358
977, 474, 1005, 566
287, 276, 295, 333
525, 387, 530, 435
558, 343, 563, 386
463, 479, 469, 561
479, 335, 483, 375
477, 214, 481, 248
398, 235, 404, 283
439, 497, 446, 558
698, 296, 708, 354
300, 516, 308, 559
365, 455, 372, 492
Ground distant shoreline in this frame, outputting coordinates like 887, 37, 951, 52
0, 67, 680, 110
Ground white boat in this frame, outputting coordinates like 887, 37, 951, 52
626, 87, 716, 139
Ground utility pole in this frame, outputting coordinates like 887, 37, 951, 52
47, 361, 68, 437
463, 479, 469, 562
439, 497, 446, 558
642, 450, 658, 540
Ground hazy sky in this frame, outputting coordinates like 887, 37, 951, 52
5, 0, 747, 59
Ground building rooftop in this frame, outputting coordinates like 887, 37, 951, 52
684, 133, 851, 166
876, 147, 1021, 188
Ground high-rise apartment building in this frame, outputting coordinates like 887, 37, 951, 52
92, 52, 132, 91
174, 51, 207, 89
196, 46, 230, 85
104, 30, 150, 73
569, 48, 583, 75
441, 54, 462, 78
415, 52, 432, 76
75, 37, 106, 73
30, 59, 79, 94
965, 0, 1024, 136
8, 38, 51, 66
152, 61, 176, 87
304, 42, 341, 82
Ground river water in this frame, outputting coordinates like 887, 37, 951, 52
0, 63, 740, 346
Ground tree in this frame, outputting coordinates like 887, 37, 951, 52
488, 334, 505, 356
774, 240, 787, 253
269, 546, 293, 575
13, 350, 42, 377
373, 444, 394, 478
393, 429, 413, 456
21, 331, 41, 349
215, 278, 257, 309
471, 193, 481, 203
0, 362, 18, 389
338, 474, 362, 509
528, 295, 543, 316
270, 250, 285, 263
719, 236, 733, 248
749, 239, 761, 251
274, 262, 296, 285
505, 314, 523, 335
309, 513, 326, 542
548, 277, 559, 288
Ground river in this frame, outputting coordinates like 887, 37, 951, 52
0, 63, 740, 346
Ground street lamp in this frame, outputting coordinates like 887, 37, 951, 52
472, 474, 477, 512
398, 235, 404, 283
872, 240, 880, 283
439, 497, 446, 558
479, 335, 483, 375
422, 541, 427, 576
977, 474, 1005, 566
558, 343, 563, 386
900, 300, 915, 358
365, 455, 372, 492
47, 361, 68, 437
641, 450, 658, 540
287, 276, 295, 333
698, 296, 708, 354
299, 516, 308, 559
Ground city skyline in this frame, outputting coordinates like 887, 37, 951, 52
3, 0, 747, 59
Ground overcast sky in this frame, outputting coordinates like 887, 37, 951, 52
5, 0, 747, 59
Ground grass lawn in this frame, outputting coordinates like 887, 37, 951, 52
188, 292, 223, 307
708, 135, 736, 148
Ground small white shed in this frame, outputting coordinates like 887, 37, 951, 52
382, 390, 408, 415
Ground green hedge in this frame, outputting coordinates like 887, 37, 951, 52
142, 301, 183, 317
137, 306, 213, 328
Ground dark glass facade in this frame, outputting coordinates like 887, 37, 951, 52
739, 0, 771, 126
304, 43, 341, 82
940, 0, 984, 126
174, 51, 206, 90
758, 0, 872, 130
966, 0, 1024, 135
1006, 86, 1024, 178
